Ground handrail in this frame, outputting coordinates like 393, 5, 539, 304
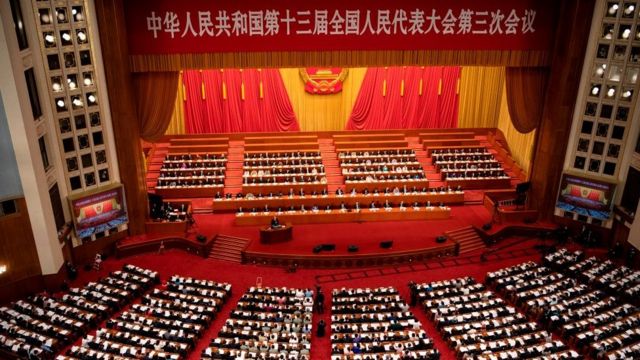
116, 236, 215, 258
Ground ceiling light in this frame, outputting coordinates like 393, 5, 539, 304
56, 99, 65, 108
44, 34, 55, 43
623, 90, 632, 97
623, 28, 631, 38
88, 95, 96, 103
625, 5, 635, 14
596, 67, 605, 76
72, 98, 83, 107
72, 8, 77, 15
62, 32, 71, 41
52, 83, 61, 91
607, 88, 616, 97
591, 86, 600, 95
83, 77, 92, 86
77, 31, 86, 42
57, 11, 66, 22
0, 265, 6, 274
41, 13, 50, 24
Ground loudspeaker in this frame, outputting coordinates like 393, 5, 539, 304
347, 245, 359, 252
312, 245, 323, 254
380, 241, 393, 249
482, 222, 492, 231
435, 236, 447, 243
321, 243, 336, 251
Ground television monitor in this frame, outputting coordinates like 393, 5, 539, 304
68, 184, 128, 238
556, 174, 616, 221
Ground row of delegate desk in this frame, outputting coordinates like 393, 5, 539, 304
0, 265, 158, 360
213, 191, 464, 211
235, 206, 451, 226
488, 257, 640, 360
428, 146, 513, 189
154, 134, 516, 198
155, 152, 228, 198
242, 150, 328, 195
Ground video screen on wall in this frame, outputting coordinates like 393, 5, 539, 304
69, 184, 128, 238
556, 174, 616, 221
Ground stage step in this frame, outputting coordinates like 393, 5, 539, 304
406, 137, 437, 184
144, 142, 172, 190
319, 139, 343, 192
445, 226, 486, 254
224, 142, 246, 195
208, 234, 250, 263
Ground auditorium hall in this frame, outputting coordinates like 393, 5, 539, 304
0, 1, 639, 359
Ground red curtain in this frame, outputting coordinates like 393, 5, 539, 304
346, 66, 460, 130
183, 69, 299, 134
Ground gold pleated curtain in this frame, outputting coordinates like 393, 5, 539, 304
457, 66, 536, 176
457, 67, 506, 128
498, 83, 536, 175
165, 71, 186, 135
279, 68, 367, 131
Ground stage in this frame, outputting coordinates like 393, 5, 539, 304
122, 127, 539, 267
118, 203, 495, 262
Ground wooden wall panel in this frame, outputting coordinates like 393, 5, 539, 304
0, 198, 43, 304
529, 0, 596, 220
94, 0, 148, 234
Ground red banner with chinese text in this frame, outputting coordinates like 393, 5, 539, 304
124, 0, 558, 55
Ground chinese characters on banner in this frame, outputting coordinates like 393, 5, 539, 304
124, 0, 557, 54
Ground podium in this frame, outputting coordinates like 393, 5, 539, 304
260, 224, 293, 244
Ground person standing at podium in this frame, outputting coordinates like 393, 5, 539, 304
270, 216, 281, 229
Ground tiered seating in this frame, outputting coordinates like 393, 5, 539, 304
237, 147, 450, 225
169, 137, 229, 147
64, 274, 229, 360
242, 151, 327, 194
331, 286, 439, 360
0, 265, 155, 360
332, 132, 409, 151
429, 147, 511, 189
245, 135, 318, 144
155, 152, 227, 198
417, 131, 476, 140
333, 133, 406, 142
203, 287, 313, 359
244, 134, 319, 152
421, 139, 480, 148
544, 248, 640, 306
339, 149, 428, 192
166, 136, 229, 154
417, 277, 580, 359
489, 260, 640, 359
